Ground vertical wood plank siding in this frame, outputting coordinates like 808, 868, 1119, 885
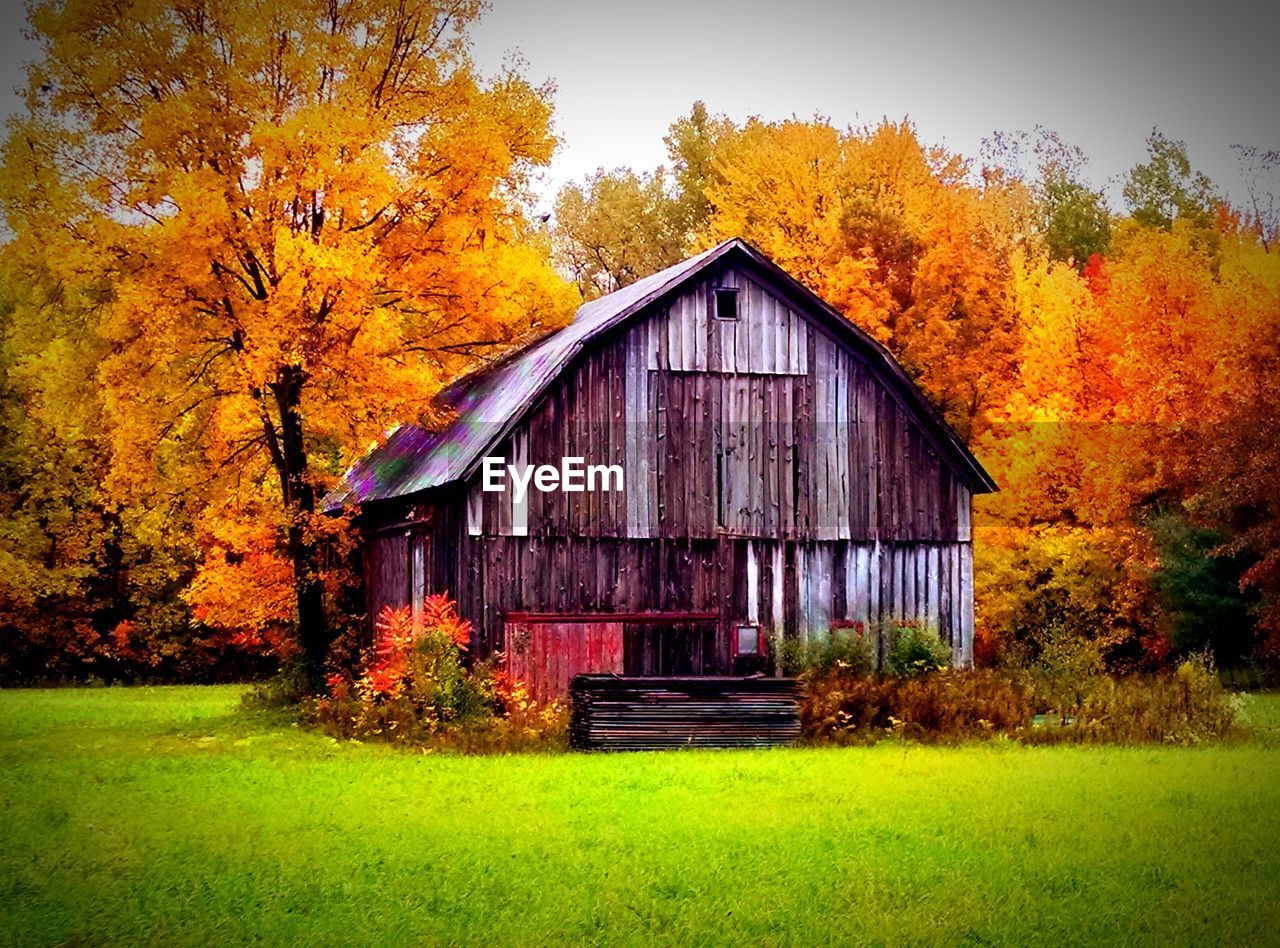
365, 264, 978, 667
506, 620, 625, 703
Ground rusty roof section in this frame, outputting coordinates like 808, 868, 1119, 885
324, 238, 997, 512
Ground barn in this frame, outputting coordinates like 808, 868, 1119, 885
325, 238, 996, 702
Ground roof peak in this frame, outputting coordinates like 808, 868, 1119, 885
324, 237, 994, 511
570, 238, 741, 317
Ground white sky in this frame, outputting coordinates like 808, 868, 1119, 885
468, 0, 1280, 211
2, 0, 1276, 212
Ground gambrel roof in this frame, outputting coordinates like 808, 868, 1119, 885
324, 238, 996, 511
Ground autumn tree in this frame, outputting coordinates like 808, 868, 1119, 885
980, 196, 1280, 669
698, 117, 1019, 438
1172, 224, 1280, 659
1041, 175, 1111, 270
1232, 144, 1280, 251
552, 168, 685, 299
662, 100, 734, 239
551, 101, 734, 300
0, 239, 206, 681
981, 127, 1111, 271
1, 0, 575, 685
1123, 130, 1218, 232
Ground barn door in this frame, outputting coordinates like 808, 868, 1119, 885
366, 531, 411, 629
505, 620, 624, 703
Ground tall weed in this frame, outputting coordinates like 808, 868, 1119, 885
802, 657, 1244, 746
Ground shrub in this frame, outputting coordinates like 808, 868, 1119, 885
800, 657, 1244, 746
779, 620, 951, 677
1024, 655, 1244, 745
801, 674, 895, 739
1218, 663, 1279, 691
886, 622, 952, 677
241, 661, 311, 710
307, 598, 566, 752
1148, 510, 1257, 666
779, 625, 876, 676
892, 671, 1033, 739
1007, 627, 1109, 716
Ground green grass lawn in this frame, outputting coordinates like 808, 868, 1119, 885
2, 687, 1279, 945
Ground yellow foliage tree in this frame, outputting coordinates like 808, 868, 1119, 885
0, 232, 205, 678
553, 168, 686, 299
698, 118, 1019, 439
1, 0, 576, 683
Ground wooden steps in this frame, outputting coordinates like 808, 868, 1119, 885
569, 676, 801, 751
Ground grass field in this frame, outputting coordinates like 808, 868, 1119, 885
2, 687, 1279, 945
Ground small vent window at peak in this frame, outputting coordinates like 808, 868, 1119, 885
713, 286, 739, 320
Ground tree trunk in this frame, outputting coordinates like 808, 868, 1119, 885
269, 366, 331, 690
293, 545, 329, 688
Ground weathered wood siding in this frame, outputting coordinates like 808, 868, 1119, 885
469, 266, 970, 544
441, 535, 973, 667
364, 260, 978, 670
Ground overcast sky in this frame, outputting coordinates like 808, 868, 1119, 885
2, 0, 1276, 211
467, 0, 1280, 210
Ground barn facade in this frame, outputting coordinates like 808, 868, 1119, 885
326, 238, 996, 699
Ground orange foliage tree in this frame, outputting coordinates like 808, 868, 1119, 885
977, 200, 1280, 667
695, 118, 1020, 440
1, 0, 575, 684
555, 112, 1280, 669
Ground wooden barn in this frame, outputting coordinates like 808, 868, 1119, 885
326, 238, 996, 701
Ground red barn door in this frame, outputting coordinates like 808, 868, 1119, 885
504, 619, 624, 703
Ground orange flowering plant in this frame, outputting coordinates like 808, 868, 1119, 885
311, 595, 566, 751
360, 597, 472, 700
